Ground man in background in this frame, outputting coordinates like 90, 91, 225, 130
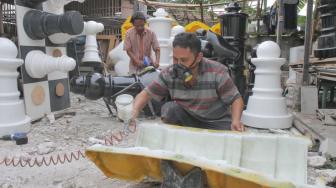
124, 11, 160, 74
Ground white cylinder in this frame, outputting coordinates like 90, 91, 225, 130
158, 39, 171, 69
289, 46, 304, 64
242, 41, 293, 129
147, 8, 173, 69
0, 38, 30, 136
148, 8, 173, 39
115, 94, 133, 122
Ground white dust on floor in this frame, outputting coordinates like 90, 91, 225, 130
0, 94, 160, 188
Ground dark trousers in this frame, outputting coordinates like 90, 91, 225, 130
161, 101, 231, 130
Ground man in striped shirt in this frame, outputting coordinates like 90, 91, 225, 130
131, 32, 244, 131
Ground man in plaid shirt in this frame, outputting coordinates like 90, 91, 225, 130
130, 32, 244, 131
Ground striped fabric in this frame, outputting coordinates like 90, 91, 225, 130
145, 58, 241, 120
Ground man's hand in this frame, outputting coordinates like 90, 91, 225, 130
153, 61, 160, 68
136, 59, 144, 68
231, 121, 245, 132
128, 118, 137, 133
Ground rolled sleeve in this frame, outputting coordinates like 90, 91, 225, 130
151, 33, 160, 51
123, 31, 132, 51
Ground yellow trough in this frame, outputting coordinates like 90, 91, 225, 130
185, 21, 210, 33
86, 123, 318, 188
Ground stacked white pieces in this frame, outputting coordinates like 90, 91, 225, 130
0, 38, 30, 136
148, 8, 173, 68
82, 21, 105, 63
242, 41, 293, 129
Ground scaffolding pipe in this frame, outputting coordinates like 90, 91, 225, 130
276, 0, 284, 44
303, 0, 314, 86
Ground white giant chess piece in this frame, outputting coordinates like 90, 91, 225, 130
81, 21, 104, 63
242, 41, 293, 129
25, 50, 76, 78
168, 25, 185, 64
0, 38, 30, 136
148, 8, 173, 68
108, 41, 130, 76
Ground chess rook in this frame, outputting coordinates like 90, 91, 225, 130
82, 21, 104, 63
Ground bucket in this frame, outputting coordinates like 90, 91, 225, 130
115, 94, 134, 122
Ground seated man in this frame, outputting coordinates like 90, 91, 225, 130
130, 32, 244, 131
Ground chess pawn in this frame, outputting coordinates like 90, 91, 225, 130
82, 21, 104, 63
242, 41, 293, 129
25, 50, 76, 78
0, 38, 30, 136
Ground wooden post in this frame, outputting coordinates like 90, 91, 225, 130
133, 0, 139, 11
303, 0, 314, 86
256, 0, 261, 34
209, 0, 214, 25
200, 1, 204, 23
276, 0, 284, 44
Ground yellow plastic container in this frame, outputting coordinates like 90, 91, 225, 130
185, 21, 210, 33
121, 16, 133, 41
210, 22, 221, 35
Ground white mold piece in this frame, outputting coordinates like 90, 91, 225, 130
148, 8, 173, 69
25, 50, 76, 78
148, 8, 173, 39
157, 39, 172, 69
242, 41, 293, 129
108, 41, 130, 76
171, 25, 185, 38
0, 38, 30, 136
81, 21, 104, 63
166, 25, 186, 68
135, 122, 310, 185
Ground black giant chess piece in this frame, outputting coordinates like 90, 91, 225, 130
23, 10, 84, 40
70, 68, 159, 100
70, 72, 143, 100
70, 68, 161, 117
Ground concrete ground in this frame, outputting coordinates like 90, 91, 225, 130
0, 93, 335, 188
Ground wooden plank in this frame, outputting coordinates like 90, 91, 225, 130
293, 112, 336, 156
296, 57, 336, 65
96, 35, 117, 73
